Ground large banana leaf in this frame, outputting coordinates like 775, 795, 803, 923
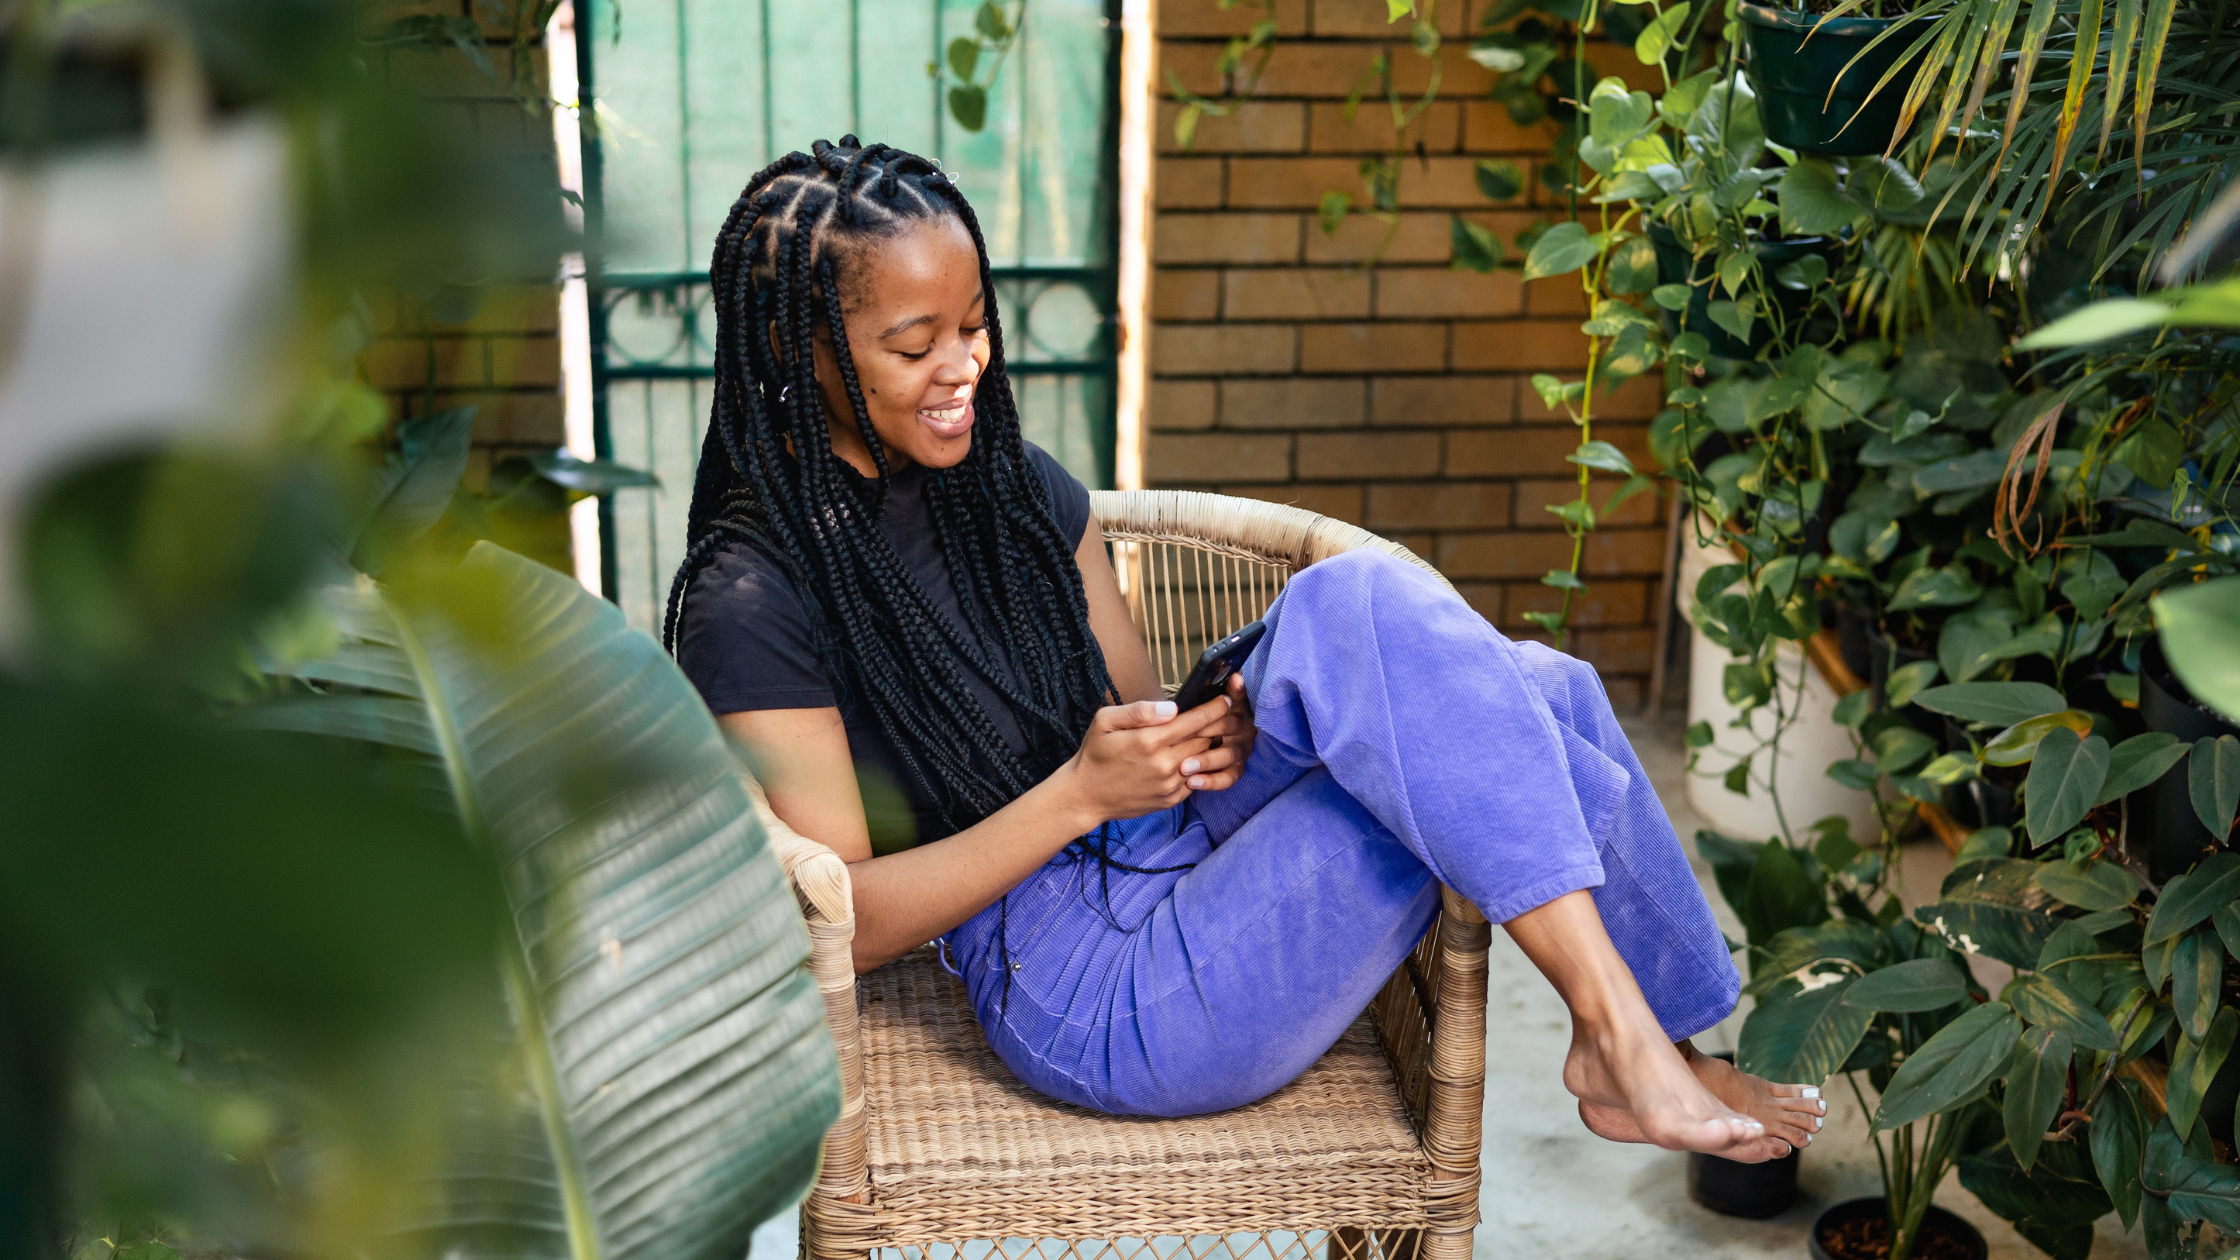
244, 542, 839, 1260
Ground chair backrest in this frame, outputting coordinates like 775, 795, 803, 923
1091, 489, 1454, 690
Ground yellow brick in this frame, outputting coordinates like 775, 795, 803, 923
1159, 42, 1230, 96
1515, 477, 1664, 527
1447, 424, 1651, 477
1223, 267, 1373, 319
1297, 430, 1441, 479
1153, 269, 1222, 321
1150, 379, 1219, 431
1228, 156, 1367, 208
1160, 0, 1309, 37
1462, 100, 1551, 153
1303, 211, 1452, 263
1371, 375, 1516, 425
1365, 481, 1515, 530
1151, 323, 1298, 374
1157, 157, 1226, 208
1219, 377, 1368, 429
1373, 268, 1522, 318
1524, 276, 1590, 317
363, 336, 484, 390
1308, 100, 1460, 154
1451, 318, 1593, 370
488, 335, 562, 388
422, 390, 564, 444
1310, 0, 1466, 36
1298, 322, 1446, 373
1159, 100, 1308, 154
1155, 213, 1302, 264
1148, 432, 1295, 483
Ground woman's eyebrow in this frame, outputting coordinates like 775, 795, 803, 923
879, 313, 938, 339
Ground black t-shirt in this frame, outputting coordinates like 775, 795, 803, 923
675, 443, 1093, 853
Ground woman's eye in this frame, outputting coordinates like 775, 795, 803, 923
898, 346, 932, 361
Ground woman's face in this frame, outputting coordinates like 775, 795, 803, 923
811, 215, 991, 475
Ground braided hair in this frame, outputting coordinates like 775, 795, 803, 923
663, 137, 1118, 837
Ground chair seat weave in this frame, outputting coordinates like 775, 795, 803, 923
854, 949, 1433, 1243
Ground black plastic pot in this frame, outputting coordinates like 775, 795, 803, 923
1739, 2, 1936, 155
1685, 1054, 1801, 1217
1648, 221, 1831, 360
1808, 1198, 1987, 1260
1864, 622, 1934, 715
1835, 602, 1875, 683
1939, 717, 2019, 831
2136, 641, 2240, 883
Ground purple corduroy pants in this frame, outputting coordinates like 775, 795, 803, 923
943, 550, 1740, 1117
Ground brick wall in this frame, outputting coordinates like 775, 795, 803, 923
1148, 0, 1669, 706
360, 2, 563, 494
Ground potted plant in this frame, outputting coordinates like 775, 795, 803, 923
1737, 0, 1936, 155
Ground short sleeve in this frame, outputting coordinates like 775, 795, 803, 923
1023, 441, 1092, 546
674, 541, 838, 714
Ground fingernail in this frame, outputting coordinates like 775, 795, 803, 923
1188, 776, 1206, 789
1800, 1086, 1820, 1099
1182, 759, 1202, 774
1153, 701, 1177, 719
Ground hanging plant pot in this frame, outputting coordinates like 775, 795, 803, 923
1738, 2, 1934, 156
1647, 222, 1831, 360
1686, 1055, 1801, 1217
2136, 640, 2240, 883
1809, 1198, 1986, 1260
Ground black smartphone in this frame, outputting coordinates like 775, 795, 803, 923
1171, 620, 1267, 711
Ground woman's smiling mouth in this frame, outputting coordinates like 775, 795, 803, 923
916, 397, 974, 439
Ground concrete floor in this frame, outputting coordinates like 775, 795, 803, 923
749, 716, 2145, 1259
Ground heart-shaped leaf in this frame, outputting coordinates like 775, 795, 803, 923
1568, 440, 1635, 475
1872, 724, 1939, 775
2024, 728, 2109, 843
1874, 1001, 2023, 1131
1983, 710, 2097, 766
1842, 957, 1969, 1012
1523, 222, 1602, 280
1889, 563, 1984, 611
1912, 681, 2069, 728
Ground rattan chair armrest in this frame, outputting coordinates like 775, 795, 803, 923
750, 778, 872, 1205
1418, 888, 1490, 1260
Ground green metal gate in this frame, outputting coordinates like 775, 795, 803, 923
579, 0, 1122, 633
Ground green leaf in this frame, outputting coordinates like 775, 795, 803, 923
1603, 236, 1659, 295
1684, 719, 1714, 749
1961, 1140, 2111, 1260
2017, 297, 2174, 348
355, 407, 478, 572
1982, 710, 2096, 767
1522, 222, 1601, 280
2025, 729, 2110, 845
976, 0, 1012, 39
1775, 254, 1829, 291
1633, 2, 1690, 62
1871, 724, 1938, 775
1706, 299, 1753, 340
1833, 690, 1872, 729
1958, 826, 2015, 863
1717, 249, 1752, 298
2099, 732, 2193, 805
2155, 578, 2240, 724
1652, 282, 1690, 311
1542, 567, 1586, 590
2035, 859, 2141, 912
1873, 1001, 2023, 1131
2215, 901, 2240, 960
281, 546, 843, 1260
1777, 159, 1864, 237
1474, 158, 1525, 201
2191, 735, 2240, 839
2167, 1008, 2238, 1140
1886, 659, 1942, 710
1738, 973, 1874, 1085
1828, 758, 1880, 791
2006, 1026, 2073, 1171
1449, 214, 1501, 268
1911, 682, 2068, 728
2093, 1078, 2148, 1229
2173, 928, 2225, 1041
1917, 860, 2065, 967
2143, 1117, 2240, 1234
1568, 440, 1635, 475
1742, 840, 1826, 948
1889, 563, 1984, 611
949, 84, 989, 131
1842, 957, 1968, 1012
527, 450, 657, 495
2005, 971, 2120, 1052
947, 35, 980, 80
2147, 853, 2240, 945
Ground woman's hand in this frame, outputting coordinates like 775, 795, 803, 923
1183, 674, 1257, 791
1061, 694, 1234, 825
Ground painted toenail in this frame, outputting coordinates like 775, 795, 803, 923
1801, 1086, 1820, 1098
1813, 1117, 1822, 1130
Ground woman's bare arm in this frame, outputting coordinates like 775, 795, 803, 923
722, 693, 1232, 971
1076, 516, 1163, 704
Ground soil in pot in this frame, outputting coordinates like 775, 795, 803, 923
1648, 221, 1831, 360
1739, 2, 1937, 155
1686, 1053, 1800, 1217
1810, 1198, 1987, 1260
2137, 640, 2240, 883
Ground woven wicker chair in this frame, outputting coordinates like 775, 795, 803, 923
765, 491, 1491, 1260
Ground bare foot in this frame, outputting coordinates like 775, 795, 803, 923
1561, 1019, 1771, 1159
1575, 1044, 1826, 1162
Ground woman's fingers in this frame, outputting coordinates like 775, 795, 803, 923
1179, 741, 1244, 779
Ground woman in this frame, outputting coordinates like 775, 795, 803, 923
670, 138, 1825, 1158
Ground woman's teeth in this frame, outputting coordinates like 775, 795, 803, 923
916, 402, 973, 436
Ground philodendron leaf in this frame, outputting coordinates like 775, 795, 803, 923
2155, 578, 2240, 724
2005, 971, 2120, 1051
2006, 1025, 2074, 1171
1871, 724, 1939, 775
2165, 1007, 2239, 1140
270, 547, 842, 1260
1737, 972, 1873, 1086
2093, 1077, 2148, 1228
1983, 710, 2097, 767
2024, 727, 2110, 844
2143, 1115, 2240, 1234
2191, 735, 2240, 839
2147, 852, 2240, 945
2034, 858, 2141, 911
2172, 928, 2225, 1041
1912, 681, 2068, 727
1842, 957, 1969, 1012
1917, 859, 2066, 967
1874, 1001, 2023, 1131
2098, 732, 2192, 805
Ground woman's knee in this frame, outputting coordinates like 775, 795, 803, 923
1282, 548, 1454, 620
